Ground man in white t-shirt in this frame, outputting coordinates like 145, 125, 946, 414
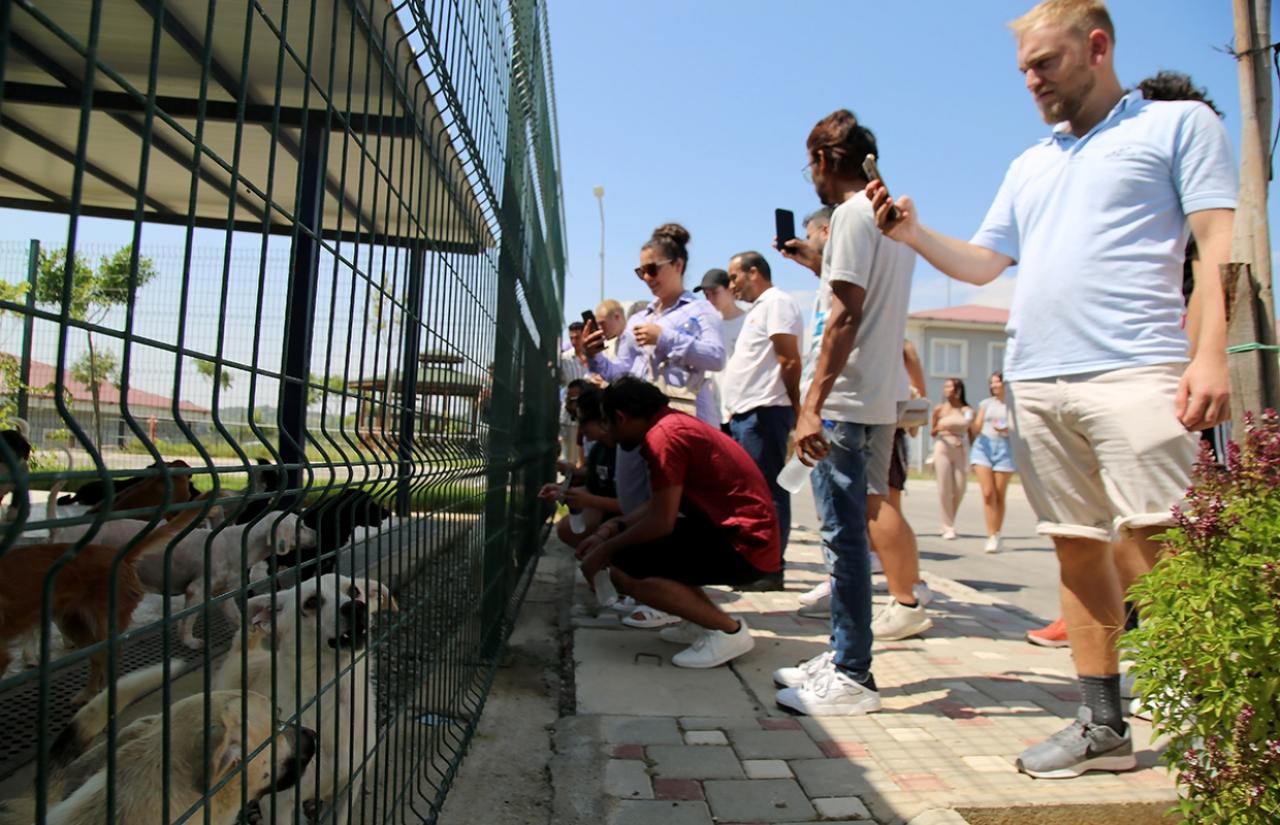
772, 109, 916, 718
695, 268, 747, 430
722, 251, 803, 588
869, 0, 1234, 780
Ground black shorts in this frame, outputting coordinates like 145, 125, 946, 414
612, 512, 772, 587
888, 428, 907, 492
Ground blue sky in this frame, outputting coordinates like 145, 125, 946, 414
549, 0, 1277, 329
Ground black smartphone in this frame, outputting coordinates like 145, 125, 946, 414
862, 154, 900, 222
580, 309, 596, 328
775, 208, 796, 249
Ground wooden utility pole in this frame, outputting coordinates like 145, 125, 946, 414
1226, 0, 1279, 428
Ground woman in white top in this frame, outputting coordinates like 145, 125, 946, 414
968, 372, 1016, 553
931, 378, 973, 541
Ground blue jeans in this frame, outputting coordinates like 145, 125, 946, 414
729, 405, 795, 559
809, 421, 873, 680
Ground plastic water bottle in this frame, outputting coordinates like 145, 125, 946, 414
569, 508, 586, 534
777, 456, 814, 494
593, 568, 618, 607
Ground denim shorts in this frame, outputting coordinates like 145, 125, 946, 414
969, 433, 1015, 473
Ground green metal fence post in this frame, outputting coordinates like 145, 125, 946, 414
17, 238, 38, 421
397, 246, 426, 517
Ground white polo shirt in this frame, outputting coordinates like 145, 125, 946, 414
971, 91, 1237, 381
801, 192, 916, 425
722, 286, 804, 416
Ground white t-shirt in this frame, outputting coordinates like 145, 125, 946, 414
802, 193, 916, 424
971, 92, 1237, 381
722, 286, 804, 415
713, 311, 748, 423
978, 396, 1009, 439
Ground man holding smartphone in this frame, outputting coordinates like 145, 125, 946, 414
869, 0, 1234, 779
771, 109, 916, 718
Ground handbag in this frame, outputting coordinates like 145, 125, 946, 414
648, 354, 705, 417
897, 397, 930, 429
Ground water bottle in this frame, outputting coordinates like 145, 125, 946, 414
777, 456, 814, 494
593, 568, 618, 607
569, 508, 586, 534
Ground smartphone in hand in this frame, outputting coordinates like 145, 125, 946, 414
775, 209, 796, 249
862, 154, 900, 222
581, 309, 596, 327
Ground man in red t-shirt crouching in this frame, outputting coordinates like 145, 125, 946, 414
578, 376, 782, 668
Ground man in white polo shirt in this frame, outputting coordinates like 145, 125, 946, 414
869, 0, 1234, 780
723, 251, 804, 587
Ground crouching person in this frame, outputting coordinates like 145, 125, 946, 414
578, 376, 781, 668
544, 387, 622, 548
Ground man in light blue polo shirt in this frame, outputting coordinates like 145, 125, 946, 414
868, 0, 1234, 780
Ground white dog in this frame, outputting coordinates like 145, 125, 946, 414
53, 511, 318, 650
214, 573, 396, 824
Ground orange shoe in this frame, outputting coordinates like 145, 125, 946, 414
1026, 617, 1070, 648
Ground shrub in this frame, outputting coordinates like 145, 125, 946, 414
1124, 411, 1280, 824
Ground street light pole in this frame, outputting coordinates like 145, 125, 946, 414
593, 185, 605, 304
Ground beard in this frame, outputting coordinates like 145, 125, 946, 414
1037, 70, 1096, 124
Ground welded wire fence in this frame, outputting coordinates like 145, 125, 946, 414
0, 0, 563, 822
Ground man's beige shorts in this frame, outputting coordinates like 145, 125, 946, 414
1008, 363, 1197, 543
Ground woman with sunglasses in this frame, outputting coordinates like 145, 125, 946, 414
582, 223, 728, 631
583, 223, 726, 425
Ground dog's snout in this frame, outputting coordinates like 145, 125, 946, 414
296, 726, 318, 763
339, 598, 368, 624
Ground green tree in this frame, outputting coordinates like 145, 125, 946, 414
197, 358, 234, 392
35, 245, 158, 448
69, 349, 119, 449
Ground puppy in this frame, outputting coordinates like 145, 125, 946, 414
0, 423, 32, 520
274, 489, 393, 579
55, 459, 197, 518
215, 573, 396, 824
54, 510, 318, 650
0, 660, 318, 825
0, 503, 206, 703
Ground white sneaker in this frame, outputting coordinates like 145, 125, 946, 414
775, 668, 882, 716
773, 650, 835, 688
798, 580, 831, 607
671, 619, 754, 668
872, 600, 933, 641
797, 594, 831, 618
913, 581, 935, 607
941, 527, 957, 540
983, 535, 1002, 553
658, 621, 706, 645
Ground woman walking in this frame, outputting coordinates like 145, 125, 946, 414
969, 372, 1015, 553
931, 378, 971, 540
582, 222, 725, 629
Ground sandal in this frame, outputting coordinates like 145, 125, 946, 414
621, 604, 682, 629
610, 595, 637, 614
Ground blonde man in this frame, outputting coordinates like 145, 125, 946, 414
594, 299, 627, 360
870, 0, 1233, 778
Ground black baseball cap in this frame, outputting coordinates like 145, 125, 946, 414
693, 268, 729, 293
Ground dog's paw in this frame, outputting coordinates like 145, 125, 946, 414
181, 636, 206, 651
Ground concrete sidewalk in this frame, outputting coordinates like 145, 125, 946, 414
549, 484, 1178, 825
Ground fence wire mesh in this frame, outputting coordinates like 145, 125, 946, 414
0, 0, 564, 822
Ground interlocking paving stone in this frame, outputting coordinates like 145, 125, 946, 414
680, 716, 763, 731
606, 759, 654, 799
728, 729, 823, 760
791, 758, 881, 797
603, 716, 684, 745
609, 800, 714, 825
813, 796, 873, 819
743, 759, 794, 779
702, 779, 816, 823
648, 745, 745, 780
653, 779, 704, 801
685, 730, 729, 746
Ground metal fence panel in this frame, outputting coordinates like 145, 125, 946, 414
0, 0, 563, 822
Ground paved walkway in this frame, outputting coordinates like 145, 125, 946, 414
550, 483, 1178, 825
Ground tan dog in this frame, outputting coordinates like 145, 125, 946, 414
215, 573, 396, 824
0, 660, 317, 825
0, 500, 207, 703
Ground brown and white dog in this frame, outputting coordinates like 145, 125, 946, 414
0, 660, 317, 825
0, 503, 207, 704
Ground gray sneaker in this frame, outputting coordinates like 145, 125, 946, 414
1016, 708, 1137, 779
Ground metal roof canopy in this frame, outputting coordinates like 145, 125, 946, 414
0, 0, 493, 252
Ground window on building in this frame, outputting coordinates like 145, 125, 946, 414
930, 338, 966, 377
988, 342, 1006, 376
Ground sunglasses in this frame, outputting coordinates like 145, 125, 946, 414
634, 259, 672, 279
